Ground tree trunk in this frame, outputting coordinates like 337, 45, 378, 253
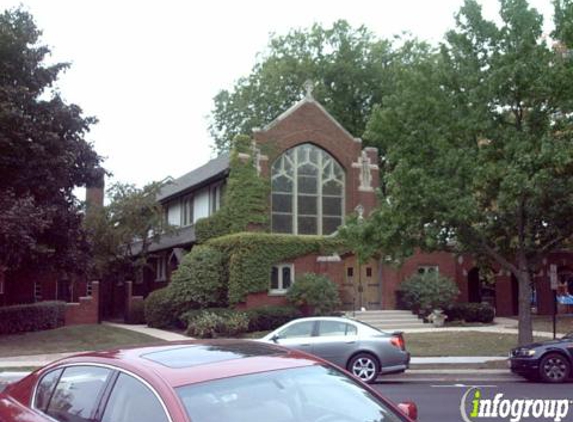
516, 252, 533, 345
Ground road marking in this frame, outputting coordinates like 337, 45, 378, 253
431, 384, 498, 388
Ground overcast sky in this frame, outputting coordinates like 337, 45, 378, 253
1, 0, 554, 191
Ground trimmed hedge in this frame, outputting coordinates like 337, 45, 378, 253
170, 245, 227, 309
445, 302, 495, 323
287, 273, 341, 316
0, 301, 66, 335
208, 233, 344, 304
144, 288, 180, 328
144, 245, 228, 328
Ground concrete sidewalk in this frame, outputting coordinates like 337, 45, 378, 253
399, 318, 565, 338
0, 354, 508, 369
102, 322, 188, 341
411, 356, 507, 364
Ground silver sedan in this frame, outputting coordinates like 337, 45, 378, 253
260, 316, 410, 383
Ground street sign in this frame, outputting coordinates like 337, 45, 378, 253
549, 264, 559, 290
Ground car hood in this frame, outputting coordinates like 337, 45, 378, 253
525, 339, 571, 349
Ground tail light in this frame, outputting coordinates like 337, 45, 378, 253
390, 333, 405, 350
398, 402, 418, 421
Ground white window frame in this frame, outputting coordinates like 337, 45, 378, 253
270, 264, 294, 295
180, 194, 194, 227
210, 183, 223, 214
86, 281, 93, 297
271, 143, 345, 235
156, 255, 167, 282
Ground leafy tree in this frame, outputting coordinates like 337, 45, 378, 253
342, 0, 573, 345
84, 182, 172, 282
209, 20, 396, 152
0, 9, 102, 277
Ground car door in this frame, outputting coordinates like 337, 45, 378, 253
99, 372, 171, 422
33, 365, 113, 422
312, 320, 359, 368
273, 320, 318, 354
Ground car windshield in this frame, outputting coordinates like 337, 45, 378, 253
176, 365, 406, 422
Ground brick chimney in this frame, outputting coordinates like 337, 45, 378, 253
86, 169, 105, 210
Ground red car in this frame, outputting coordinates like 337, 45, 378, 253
0, 340, 417, 422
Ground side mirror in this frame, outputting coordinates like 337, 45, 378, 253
271, 334, 280, 343
397, 402, 418, 421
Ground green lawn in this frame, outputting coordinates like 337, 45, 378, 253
405, 331, 544, 357
503, 315, 573, 334
0, 325, 165, 358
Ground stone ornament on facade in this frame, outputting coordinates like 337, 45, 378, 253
304, 79, 314, 99
352, 150, 378, 192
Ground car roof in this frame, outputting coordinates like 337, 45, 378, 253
49, 339, 321, 388
278, 316, 387, 332
285, 316, 357, 323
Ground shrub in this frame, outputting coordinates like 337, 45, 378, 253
180, 307, 235, 325
445, 302, 495, 323
399, 273, 460, 313
186, 309, 249, 338
144, 288, 179, 328
246, 305, 302, 332
287, 273, 341, 316
170, 245, 227, 309
125, 299, 146, 324
0, 301, 66, 335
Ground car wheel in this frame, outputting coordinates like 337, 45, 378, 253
539, 353, 571, 383
348, 353, 380, 384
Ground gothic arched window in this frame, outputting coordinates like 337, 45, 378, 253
271, 143, 345, 235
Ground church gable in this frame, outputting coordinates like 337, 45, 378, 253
253, 97, 361, 171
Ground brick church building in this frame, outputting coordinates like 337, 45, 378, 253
122, 91, 572, 318
3, 91, 572, 320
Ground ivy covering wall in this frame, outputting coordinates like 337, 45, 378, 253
207, 232, 344, 304
195, 134, 269, 243
150, 134, 346, 317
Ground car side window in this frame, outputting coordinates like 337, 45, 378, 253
318, 321, 358, 337
278, 321, 315, 339
101, 373, 169, 422
45, 366, 112, 422
35, 369, 63, 411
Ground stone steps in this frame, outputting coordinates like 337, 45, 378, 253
347, 310, 428, 331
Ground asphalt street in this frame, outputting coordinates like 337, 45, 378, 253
375, 379, 573, 422
2, 372, 572, 421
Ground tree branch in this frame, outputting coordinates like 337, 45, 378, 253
460, 224, 520, 276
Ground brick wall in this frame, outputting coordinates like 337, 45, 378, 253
254, 99, 379, 218
65, 281, 100, 325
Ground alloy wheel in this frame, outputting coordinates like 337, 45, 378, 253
352, 357, 376, 382
542, 356, 568, 382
